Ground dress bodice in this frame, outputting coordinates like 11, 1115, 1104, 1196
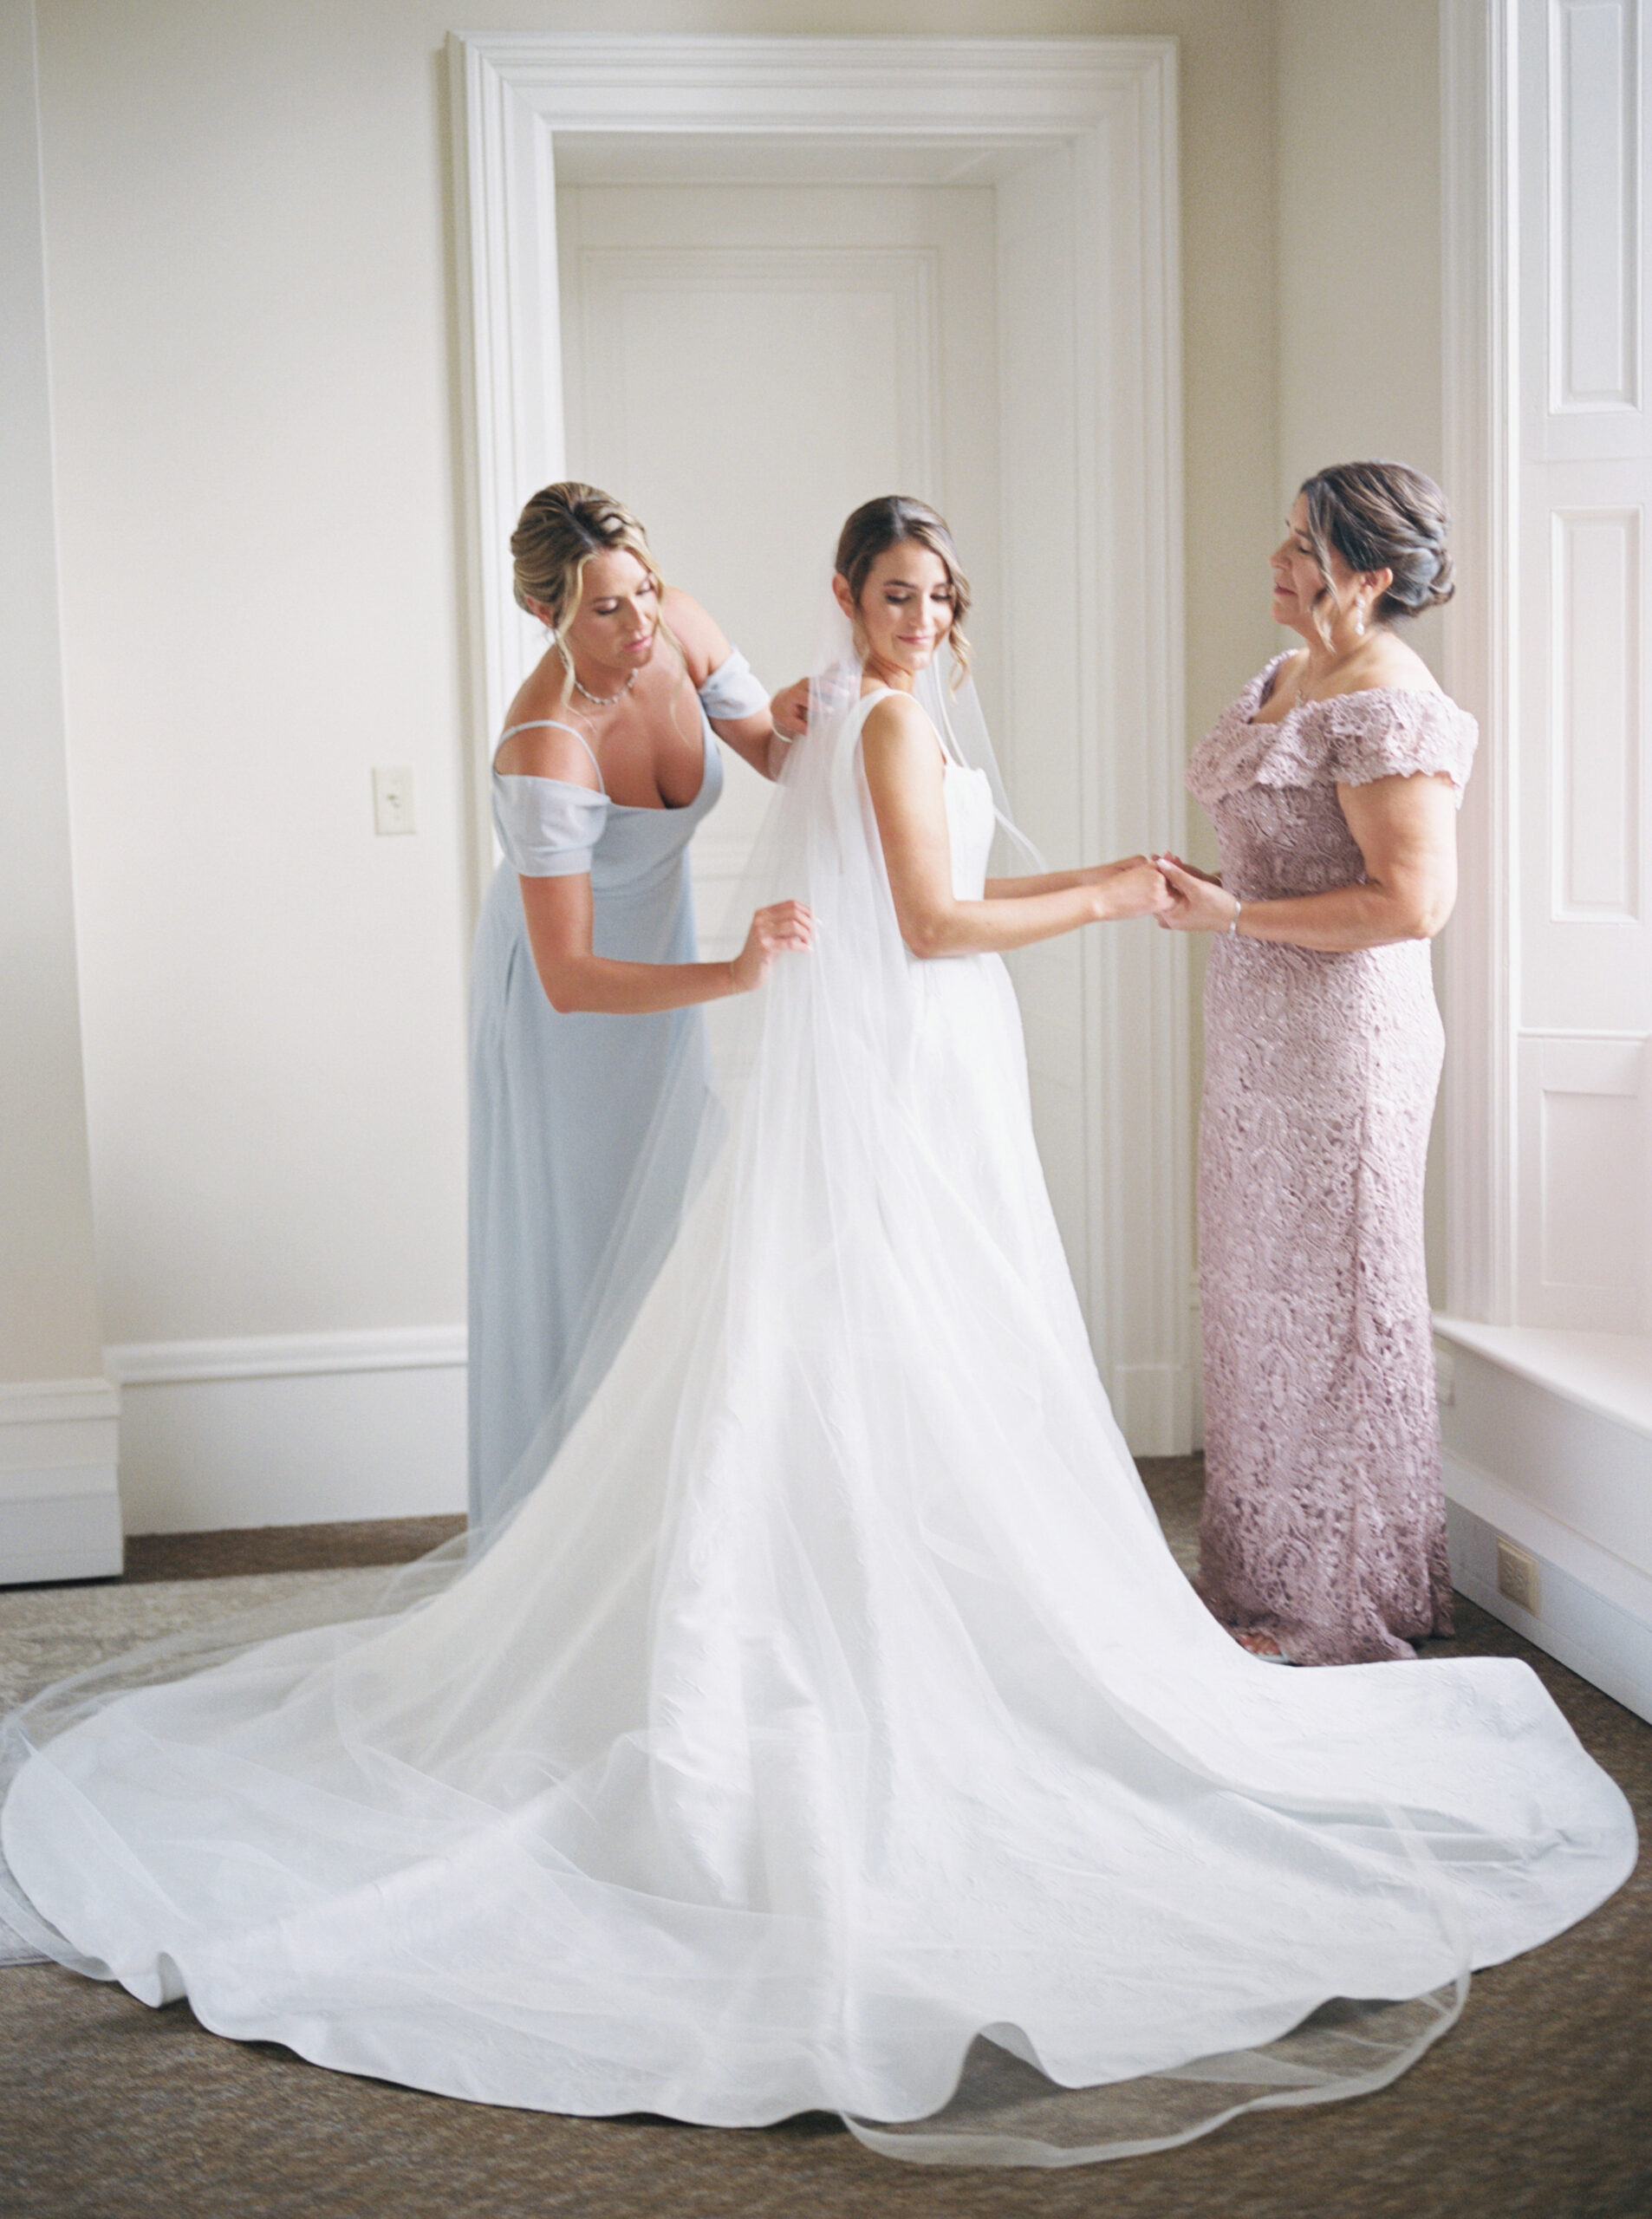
942, 761, 995, 900
849, 683, 995, 903
489, 644, 771, 896
491, 720, 724, 901
1186, 655, 1477, 901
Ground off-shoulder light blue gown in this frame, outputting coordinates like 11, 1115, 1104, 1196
467, 650, 769, 1527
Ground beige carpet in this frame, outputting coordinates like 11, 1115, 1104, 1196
2, 1461, 1647, 2219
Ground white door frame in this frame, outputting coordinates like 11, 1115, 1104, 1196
446, 32, 1193, 1450
1441, 0, 1520, 1323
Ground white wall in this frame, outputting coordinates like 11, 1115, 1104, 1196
0, 0, 119, 1578
29, 0, 1278, 1528
36, 0, 472, 1355
2, 0, 103, 1389
1274, 0, 1446, 498
1271, 0, 1451, 1299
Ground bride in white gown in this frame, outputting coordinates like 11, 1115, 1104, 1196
0, 498, 1635, 2169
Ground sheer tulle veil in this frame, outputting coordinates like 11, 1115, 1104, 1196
0, 576, 1632, 2169
472, 586, 1041, 1547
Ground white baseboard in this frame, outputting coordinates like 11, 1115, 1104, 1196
1441, 1445, 1652, 1627
1443, 1456, 1652, 1727
1111, 1362, 1196, 1458
106, 1320, 1194, 1527
0, 1377, 121, 1585
1434, 1322, 1652, 1720
106, 1329, 467, 1534
106, 1324, 466, 1387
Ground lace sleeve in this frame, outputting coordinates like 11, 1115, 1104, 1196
491, 777, 609, 877
1319, 689, 1479, 796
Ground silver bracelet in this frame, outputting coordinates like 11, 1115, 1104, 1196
1226, 898, 1242, 936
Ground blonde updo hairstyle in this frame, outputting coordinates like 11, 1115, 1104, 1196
511, 481, 686, 695
1298, 460, 1455, 641
834, 495, 972, 688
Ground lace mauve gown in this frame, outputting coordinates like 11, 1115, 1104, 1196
1187, 658, 1478, 1665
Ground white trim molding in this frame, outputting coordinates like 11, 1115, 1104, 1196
1444, 1456, 1652, 1725
106, 1328, 467, 1534
106, 1324, 466, 1388
1435, 1316, 1652, 1721
0, 1376, 120, 1585
446, 31, 1193, 1451
1442, 0, 1521, 1323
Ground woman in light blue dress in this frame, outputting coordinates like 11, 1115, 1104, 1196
469, 483, 809, 1529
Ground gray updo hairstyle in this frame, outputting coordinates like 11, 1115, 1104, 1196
834, 495, 973, 687
1298, 461, 1455, 634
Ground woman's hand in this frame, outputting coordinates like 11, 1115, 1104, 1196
769, 680, 812, 739
731, 900, 814, 992
1153, 856, 1240, 933
1097, 856, 1179, 921
1150, 852, 1221, 886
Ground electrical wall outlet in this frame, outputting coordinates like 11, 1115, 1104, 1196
1495, 1536, 1541, 1617
373, 765, 416, 835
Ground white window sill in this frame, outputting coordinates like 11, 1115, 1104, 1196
1434, 1317, 1652, 1441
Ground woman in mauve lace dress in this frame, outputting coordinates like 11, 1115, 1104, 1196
1156, 461, 1473, 1666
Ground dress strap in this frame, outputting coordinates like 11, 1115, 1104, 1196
863, 683, 954, 771
495, 719, 608, 797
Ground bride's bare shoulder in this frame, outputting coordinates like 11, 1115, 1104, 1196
861, 693, 945, 809
862, 689, 937, 752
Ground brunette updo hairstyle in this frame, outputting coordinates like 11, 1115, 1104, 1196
1298, 461, 1455, 634
510, 481, 683, 689
834, 495, 972, 686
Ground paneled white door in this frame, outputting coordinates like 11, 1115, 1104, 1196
556, 181, 1002, 951
1512, 0, 1652, 1331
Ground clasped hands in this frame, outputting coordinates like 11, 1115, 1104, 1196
1149, 853, 1235, 933
1080, 853, 1232, 929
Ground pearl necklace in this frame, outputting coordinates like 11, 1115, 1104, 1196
571, 667, 638, 707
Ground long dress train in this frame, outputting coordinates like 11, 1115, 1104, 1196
0, 673, 1635, 2166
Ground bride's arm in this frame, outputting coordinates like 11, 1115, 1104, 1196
985, 857, 1161, 900
862, 693, 1171, 958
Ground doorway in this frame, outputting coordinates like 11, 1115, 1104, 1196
450, 35, 1193, 1450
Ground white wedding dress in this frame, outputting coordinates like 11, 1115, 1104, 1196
0, 673, 1635, 2167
